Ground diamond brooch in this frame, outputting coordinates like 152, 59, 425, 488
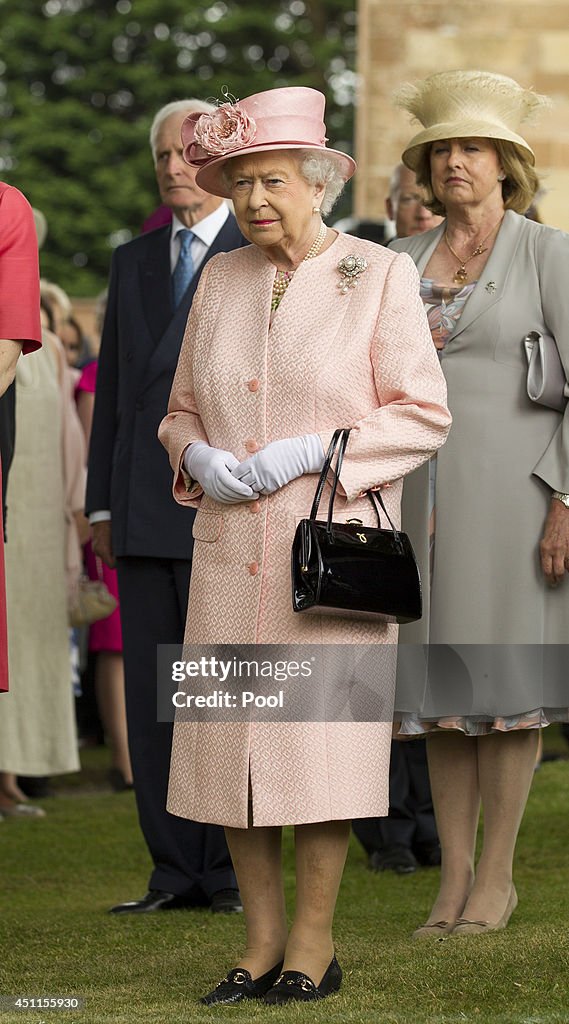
337, 254, 368, 294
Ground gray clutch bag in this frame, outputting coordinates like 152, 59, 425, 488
523, 331, 569, 413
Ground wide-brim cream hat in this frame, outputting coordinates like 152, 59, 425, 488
394, 71, 551, 170
181, 86, 356, 198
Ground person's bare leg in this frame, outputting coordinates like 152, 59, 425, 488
283, 819, 351, 985
0, 772, 27, 804
95, 652, 132, 782
224, 825, 288, 977
459, 728, 539, 926
422, 732, 480, 925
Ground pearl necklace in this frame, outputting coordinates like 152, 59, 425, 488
271, 221, 327, 312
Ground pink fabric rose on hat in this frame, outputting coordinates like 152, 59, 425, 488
194, 102, 257, 156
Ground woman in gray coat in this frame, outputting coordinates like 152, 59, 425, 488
392, 70, 569, 938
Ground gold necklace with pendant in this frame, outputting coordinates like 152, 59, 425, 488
445, 216, 503, 285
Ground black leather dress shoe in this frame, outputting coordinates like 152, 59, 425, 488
263, 956, 342, 1004
201, 962, 283, 1006
109, 889, 199, 915
210, 888, 243, 914
369, 845, 418, 875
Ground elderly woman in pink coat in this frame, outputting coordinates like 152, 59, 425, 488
159, 86, 451, 1006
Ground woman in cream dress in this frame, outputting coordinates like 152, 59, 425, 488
0, 323, 83, 811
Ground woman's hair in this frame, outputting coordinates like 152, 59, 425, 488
40, 279, 72, 320
40, 296, 55, 334
414, 139, 540, 216
298, 151, 346, 216
222, 149, 346, 217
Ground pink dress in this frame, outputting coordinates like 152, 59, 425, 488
159, 235, 451, 827
0, 182, 42, 691
77, 361, 122, 652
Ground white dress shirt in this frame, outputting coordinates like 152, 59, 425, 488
169, 203, 230, 273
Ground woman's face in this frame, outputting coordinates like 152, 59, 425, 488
429, 137, 504, 211
227, 151, 325, 250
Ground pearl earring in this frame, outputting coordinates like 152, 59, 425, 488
498, 174, 506, 182
313, 206, 321, 214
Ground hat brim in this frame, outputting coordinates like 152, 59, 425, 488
194, 143, 356, 198
402, 121, 535, 171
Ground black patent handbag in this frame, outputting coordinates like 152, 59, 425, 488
291, 428, 422, 624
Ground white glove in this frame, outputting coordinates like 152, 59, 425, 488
184, 441, 257, 504
232, 434, 325, 495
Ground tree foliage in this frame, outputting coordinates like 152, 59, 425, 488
0, 0, 357, 295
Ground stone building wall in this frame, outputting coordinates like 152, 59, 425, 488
355, 0, 569, 230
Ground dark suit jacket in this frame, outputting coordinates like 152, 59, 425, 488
86, 214, 246, 559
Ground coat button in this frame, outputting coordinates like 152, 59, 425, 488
249, 502, 260, 514
245, 438, 259, 454
248, 562, 259, 575
247, 378, 260, 392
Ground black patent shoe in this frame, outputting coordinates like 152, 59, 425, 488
201, 962, 283, 1006
108, 890, 202, 914
263, 955, 342, 1004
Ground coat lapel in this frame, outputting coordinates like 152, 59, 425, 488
448, 211, 525, 342
139, 215, 245, 392
139, 227, 173, 345
413, 221, 446, 276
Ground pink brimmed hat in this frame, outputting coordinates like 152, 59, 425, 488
182, 86, 356, 198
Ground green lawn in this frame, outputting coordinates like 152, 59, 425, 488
1, 739, 568, 1024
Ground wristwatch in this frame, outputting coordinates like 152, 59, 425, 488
551, 490, 569, 509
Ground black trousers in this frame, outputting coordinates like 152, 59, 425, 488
116, 555, 236, 899
353, 739, 438, 853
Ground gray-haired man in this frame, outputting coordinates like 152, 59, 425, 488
386, 163, 443, 240
86, 100, 246, 914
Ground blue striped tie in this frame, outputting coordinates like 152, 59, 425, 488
172, 229, 195, 308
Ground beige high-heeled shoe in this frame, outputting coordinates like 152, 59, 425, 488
452, 885, 518, 936
412, 920, 456, 940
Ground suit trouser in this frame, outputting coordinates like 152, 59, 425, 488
116, 555, 236, 898
353, 739, 438, 852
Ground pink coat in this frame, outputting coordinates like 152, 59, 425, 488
159, 233, 450, 827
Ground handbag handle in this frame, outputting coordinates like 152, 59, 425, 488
326, 427, 350, 530
309, 429, 345, 520
309, 428, 403, 542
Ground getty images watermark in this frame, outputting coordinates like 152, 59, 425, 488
171, 653, 313, 710
156, 644, 398, 723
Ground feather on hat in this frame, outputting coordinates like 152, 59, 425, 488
394, 71, 551, 169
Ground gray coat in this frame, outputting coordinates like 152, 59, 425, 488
392, 211, 569, 719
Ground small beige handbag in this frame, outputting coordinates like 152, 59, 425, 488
68, 557, 117, 627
